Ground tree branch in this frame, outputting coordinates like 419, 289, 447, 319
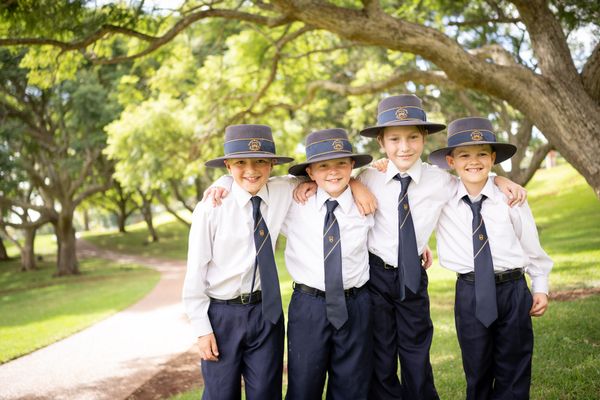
510, 0, 579, 80
447, 17, 520, 27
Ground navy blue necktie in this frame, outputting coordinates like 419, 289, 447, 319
393, 174, 420, 300
323, 200, 347, 329
462, 195, 498, 327
250, 196, 282, 324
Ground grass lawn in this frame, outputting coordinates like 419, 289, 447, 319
0, 255, 160, 364
84, 164, 600, 399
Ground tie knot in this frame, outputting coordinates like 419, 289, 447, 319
462, 195, 486, 214
326, 199, 339, 213
393, 174, 412, 194
251, 196, 262, 211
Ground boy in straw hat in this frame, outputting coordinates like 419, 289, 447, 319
283, 128, 374, 399
182, 124, 295, 399
353, 95, 527, 400
429, 117, 552, 400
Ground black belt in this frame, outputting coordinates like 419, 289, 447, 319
368, 252, 397, 270
458, 269, 524, 284
293, 282, 366, 298
210, 291, 262, 305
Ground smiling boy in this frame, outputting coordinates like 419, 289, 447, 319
182, 124, 295, 400
429, 117, 552, 400
283, 128, 374, 400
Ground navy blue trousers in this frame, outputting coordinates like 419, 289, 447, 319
286, 286, 372, 400
201, 302, 284, 400
455, 275, 534, 400
368, 254, 439, 400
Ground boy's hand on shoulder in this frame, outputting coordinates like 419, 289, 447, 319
202, 187, 229, 207
372, 158, 389, 173
349, 178, 378, 215
421, 246, 433, 270
529, 293, 548, 317
494, 176, 527, 207
198, 333, 220, 361
293, 181, 317, 204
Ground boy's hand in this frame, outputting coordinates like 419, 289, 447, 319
198, 333, 220, 361
529, 293, 548, 317
349, 179, 378, 215
494, 176, 527, 207
202, 187, 229, 207
372, 158, 389, 173
421, 246, 433, 270
293, 181, 318, 204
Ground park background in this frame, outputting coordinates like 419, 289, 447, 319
0, 1, 599, 399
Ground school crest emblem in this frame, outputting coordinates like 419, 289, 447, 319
259, 229, 265, 237
332, 139, 344, 151
248, 139, 261, 151
403, 203, 408, 211
328, 235, 335, 243
395, 107, 409, 120
471, 130, 483, 141
479, 234, 484, 241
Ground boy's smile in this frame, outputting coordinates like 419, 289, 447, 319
225, 158, 274, 195
446, 144, 496, 195
306, 157, 354, 198
378, 126, 425, 172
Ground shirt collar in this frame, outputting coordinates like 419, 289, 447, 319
454, 176, 497, 206
316, 185, 353, 214
385, 159, 423, 185
231, 181, 270, 208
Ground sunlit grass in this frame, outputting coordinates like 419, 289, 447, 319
0, 257, 159, 363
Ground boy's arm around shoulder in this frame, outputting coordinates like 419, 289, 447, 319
182, 201, 216, 338
203, 175, 233, 207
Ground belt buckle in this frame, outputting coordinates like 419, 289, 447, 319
240, 293, 252, 304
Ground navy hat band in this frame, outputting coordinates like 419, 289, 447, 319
378, 106, 426, 125
223, 138, 276, 157
306, 138, 353, 161
448, 129, 496, 147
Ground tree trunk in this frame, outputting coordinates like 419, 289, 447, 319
20, 227, 37, 271
116, 212, 127, 233
0, 235, 8, 261
140, 197, 159, 243
54, 211, 79, 276
82, 209, 90, 231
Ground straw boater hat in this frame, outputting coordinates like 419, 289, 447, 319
288, 128, 373, 176
359, 94, 446, 138
205, 124, 294, 168
428, 117, 517, 169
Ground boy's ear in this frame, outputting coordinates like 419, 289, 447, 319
445, 154, 455, 169
224, 160, 232, 172
491, 151, 497, 165
305, 166, 314, 180
376, 136, 385, 151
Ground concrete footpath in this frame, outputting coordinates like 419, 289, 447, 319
0, 240, 196, 400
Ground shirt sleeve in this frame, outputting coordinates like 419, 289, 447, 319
182, 202, 214, 337
211, 175, 233, 190
509, 201, 553, 294
270, 175, 302, 237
